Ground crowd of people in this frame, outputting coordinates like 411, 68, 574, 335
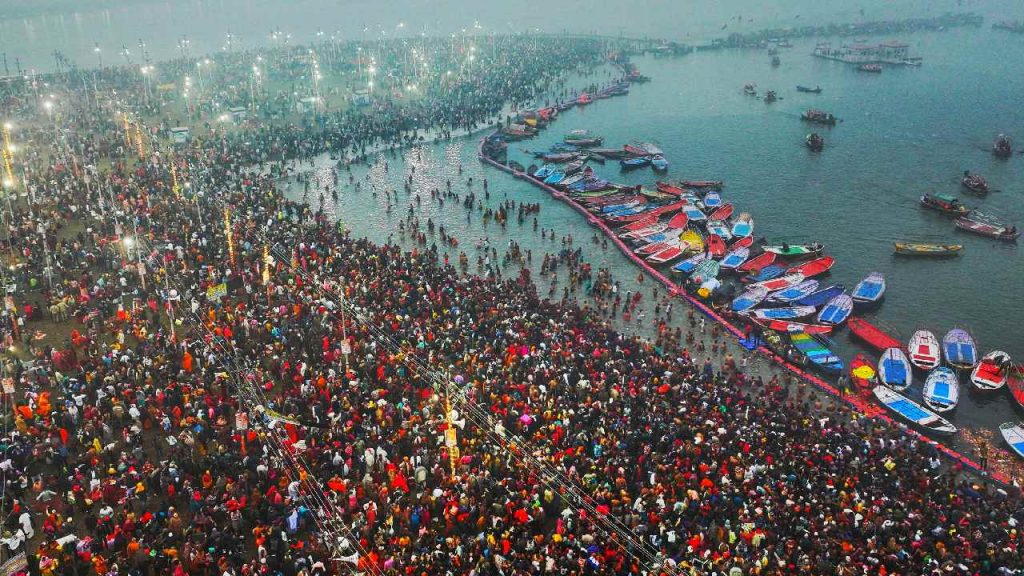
0, 31, 1021, 576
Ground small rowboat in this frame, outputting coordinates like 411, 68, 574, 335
680, 179, 723, 190
954, 214, 1020, 242
706, 221, 732, 241
893, 242, 963, 257
647, 244, 686, 264
923, 367, 959, 413
719, 247, 750, 270
620, 156, 652, 170
763, 242, 824, 257
619, 217, 660, 234
544, 171, 566, 185
703, 192, 722, 208
878, 348, 912, 391
765, 320, 834, 335
753, 273, 806, 293
655, 181, 686, 195
1000, 422, 1024, 458
737, 252, 777, 273
729, 236, 754, 250
706, 234, 727, 258
817, 293, 853, 325
680, 230, 704, 253
767, 279, 819, 303
850, 353, 877, 391
796, 85, 822, 93
848, 317, 902, 351
970, 350, 1011, 391
961, 172, 989, 194
790, 332, 844, 374
666, 212, 689, 229
732, 286, 770, 312
851, 272, 885, 305
672, 252, 707, 275
785, 256, 834, 278
907, 330, 941, 370
1009, 365, 1024, 409
920, 193, 970, 217
683, 205, 707, 222
748, 305, 816, 321
690, 258, 720, 284
731, 213, 754, 238
651, 155, 669, 172
794, 284, 844, 307
942, 328, 977, 370
873, 386, 957, 435
708, 203, 734, 221
533, 164, 556, 179
637, 241, 673, 256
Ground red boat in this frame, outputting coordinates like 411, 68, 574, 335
680, 179, 723, 190
848, 317, 902, 351
1008, 364, 1024, 409
730, 236, 754, 250
707, 234, 726, 258
954, 214, 1020, 241
655, 181, 687, 196
708, 203, 734, 221
619, 215, 658, 232
764, 320, 833, 335
666, 212, 689, 229
849, 353, 877, 391
737, 251, 777, 273
786, 256, 835, 278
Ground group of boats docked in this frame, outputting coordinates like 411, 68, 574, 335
499, 82, 632, 140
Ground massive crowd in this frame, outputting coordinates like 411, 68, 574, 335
0, 32, 1021, 576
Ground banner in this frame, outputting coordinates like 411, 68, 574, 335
206, 283, 227, 301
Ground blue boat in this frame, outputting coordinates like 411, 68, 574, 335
767, 279, 819, 303
851, 272, 886, 305
533, 164, 556, 179
620, 156, 652, 170
942, 328, 977, 370
817, 293, 854, 325
544, 171, 566, 185
549, 143, 579, 152
732, 286, 770, 312
747, 264, 784, 283
790, 332, 844, 374
703, 192, 722, 208
923, 367, 960, 412
719, 247, 750, 270
605, 205, 649, 218
873, 385, 957, 435
683, 205, 707, 222
672, 252, 708, 274
794, 284, 845, 307
748, 305, 816, 321
651, 155, 669, 172
999, 423, 1024, 458
878, 348, 912, 391
600, 200, 642, 213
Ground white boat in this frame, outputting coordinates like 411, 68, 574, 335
873, 385, 957, 435
922, 367, 959, 413
1000, 422, 1024, 458
878, 348, 912, 391
907, 330, 940, 370
970, 350, 1011, 391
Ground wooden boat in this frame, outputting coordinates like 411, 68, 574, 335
767, 279, 819, 303
920, 193, 970, 217
954, 213, 1020, 242
907, 330, 941, 370
619, 216, 660, 233
923, 367, 959, 413
850, 353, 878, 391
745, 264, 784, 284
706, 234, 727, 258
993, 134, 1013, 158
683, 205, 707, 223
591, 148, 629, 159
764, 90, 778, 102
672, 252, 708, 275
737, 251, 777, 274
873, 385, 957, 435
763, 242, 824, 257
817, 293, 853, 325
680, 230, 704, 253
748, 305, 816, 321
706, 220, 732, 241
805, 133, 824, 152
961, 171, 988, 194
731, 213, 754, 238
753, 273, 806, 293
851, 272, 885, 305
893, 242, 962, 257
999, 422, 1024, 458
790, 332, 844, 374
563, 130, 604, 147
703, 192, 722, 208
637, 240, 674, 255
801, 109, 837, 125
576, 93, 592, 105
680, 179, 723, 190
796, 85, 822, 93
1009, 365, 1024, 409
743, 83, 757, 96
533, 164, 556, 179
858, 63, 883, 73
942, 328, 978, 370
647, 244, 686, 264
543, 171, 566, 185
970, 350, 1011, 391
785, 256, 834, 278
729, 236, 754, 250
620, 156, 652, 171
732, 286, 770, 312
708, 203, 734, 221
794, 284, 844, 307
651, 155, 669, 172
878, 348, 912, 391
848, 317, 902, 351
719, 247, 750, 270
690, 258, 720, 284
655, 181, 687, 195
766, 320, 834, 335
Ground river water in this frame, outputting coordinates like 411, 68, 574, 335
274, 25, 1024, 443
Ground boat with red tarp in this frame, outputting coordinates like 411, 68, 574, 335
848, 317, 902, 352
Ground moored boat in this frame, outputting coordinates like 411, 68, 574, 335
942, 328, 977, 371
689, 257, 720, 284
680, 229, 704, 253
708, 203, 734, 222
893, 242, 962, 257
703, 192, 722, 208
731, 286, 770, 312
680, 179, 724, 190
672, 252, 708, 275
999, 422, 1024, 458
789, 332, 844, 374
785, 256, 835, 278
851, 272, 886, 305
763, 242, 824, 257
817, 293, 854, 325
767, 279, 819, 303
793, 284, 845, 307
1009, 365, 1024, 409
620, 156, 652, 171
651, 155, 669, 172
873, 385, 957, 435
970, 350, 1011, 391
878, 348, 912, 391
848, 317, 902, 351
907, 330, 941, 370
920, 193, 970, 217
748, 305, 816, 321
850, 353, 878, 391
720, 247, 750, 270
731, 213, 754, 238
858, 63, 883, 73
737, 251, 777, 274
706, 233, 727, 258
923, 367, 959, 413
